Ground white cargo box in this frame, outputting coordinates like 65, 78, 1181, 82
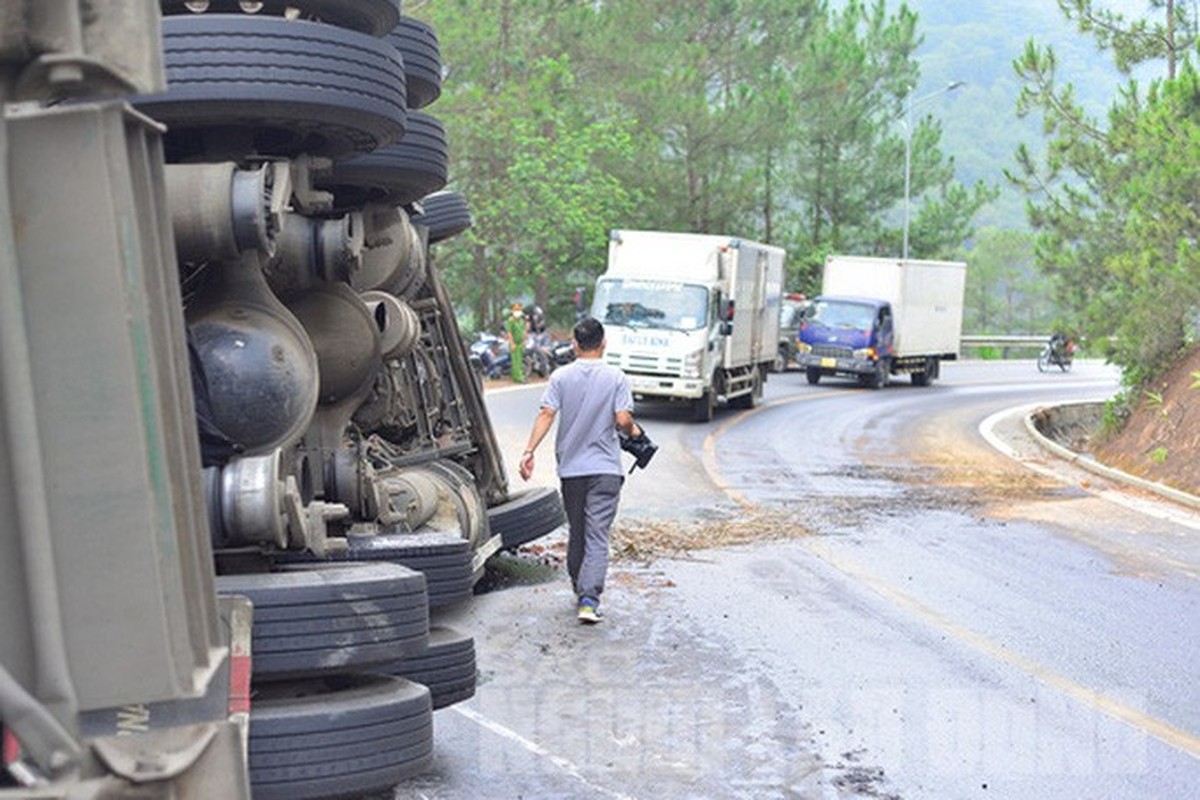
822, 256, 965, 357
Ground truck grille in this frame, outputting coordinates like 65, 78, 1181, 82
605, 352, 683, 377
811, 344, 853, 359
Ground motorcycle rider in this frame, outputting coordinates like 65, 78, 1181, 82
1048, 331, 1075, 365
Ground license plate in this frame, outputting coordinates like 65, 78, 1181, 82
820, 357, 836, 368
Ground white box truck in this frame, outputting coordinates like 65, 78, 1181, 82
592, 229, 785, 421
796, 255, 966, 388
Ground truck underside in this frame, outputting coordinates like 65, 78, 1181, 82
2, 3, 563, 798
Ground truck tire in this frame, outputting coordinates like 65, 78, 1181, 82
159, 0, 402, 37
805, 367, 821, 385
319, 112, 449, 209
771, 344, 789, 373
911, 357, 937, 386
134, 15, 407, 160
216, 562, 429, 679
411, 191, 472, 244
692, 389, 715, 422
389, 16, 442, 110
274, 531, 474, 608
380, 625, 476, 710
248, 673, 432, 800
348, 533, 474, 608
487, 487, 567, 550
869, 359, 889, 390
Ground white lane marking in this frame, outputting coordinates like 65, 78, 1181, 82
450, 704, 639, 800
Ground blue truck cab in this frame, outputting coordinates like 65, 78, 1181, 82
794, 255, 966, 389
796, 295, 895, 388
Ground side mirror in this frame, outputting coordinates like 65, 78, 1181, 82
720, 298, 735, 323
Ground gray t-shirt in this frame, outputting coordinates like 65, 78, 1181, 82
539, 358, 634, 478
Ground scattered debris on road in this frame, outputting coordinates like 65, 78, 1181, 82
612, 508, 813, 563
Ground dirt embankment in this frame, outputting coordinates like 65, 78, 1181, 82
1039, 346, 1200, 497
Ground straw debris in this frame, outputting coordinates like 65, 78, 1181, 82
610, 508, 812, 563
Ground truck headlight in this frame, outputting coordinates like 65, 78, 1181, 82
795, 341, 812, 355
853, 347, 877, 360
682, 348, 704, 378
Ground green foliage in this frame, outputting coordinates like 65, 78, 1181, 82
1150, 446, 1170, 464
1100, 390, 1132, 437
1011, 0, 1200, 389
1058, 0, 1197, 78
961, 227, 1057, 334
412, 0, 992, 326
970, 345, 1002, 360
414, 6, 642, 330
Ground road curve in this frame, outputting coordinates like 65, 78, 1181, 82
687, 359, 1200, 798
407, 360, 1199, 800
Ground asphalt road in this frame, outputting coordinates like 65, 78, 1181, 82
398, 360, 1200, 799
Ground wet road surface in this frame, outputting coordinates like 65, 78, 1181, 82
399, 360, 1200, 799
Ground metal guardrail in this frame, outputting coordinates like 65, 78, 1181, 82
961, 334, 1048, 349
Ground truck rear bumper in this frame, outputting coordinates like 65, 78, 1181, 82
627, 373, 706, 400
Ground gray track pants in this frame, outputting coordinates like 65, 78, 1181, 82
559, 474, 624, 602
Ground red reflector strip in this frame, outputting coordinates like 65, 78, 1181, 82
228, 650, 251, 717
225, 598, 254, 717
2, 727, 20, 765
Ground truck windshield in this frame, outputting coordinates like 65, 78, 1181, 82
808, 299, 876, 330
592, 279, 709, 331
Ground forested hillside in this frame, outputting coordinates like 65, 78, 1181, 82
898, 0, 1157, 228
413, 0, 1196, 390
413, 0, 994, 327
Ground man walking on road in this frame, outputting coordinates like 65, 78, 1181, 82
519, 317, 641, 624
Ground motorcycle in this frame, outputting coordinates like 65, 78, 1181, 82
1037, 333, 1076, 373
470, 330, 568, 380
551, 337, 576, 369
469, 332, 511, 379
526, 330, 578, 376
524, 330, 554, 378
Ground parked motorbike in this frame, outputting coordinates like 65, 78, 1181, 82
470, 330, 568, 380
527, 330, 578, 377
1037, 333, 1076, 373
525, 331, 554, 378
470, 332, 511, 379
551, 337, 575, 369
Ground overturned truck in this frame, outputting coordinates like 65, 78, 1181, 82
1, 2, 563, 798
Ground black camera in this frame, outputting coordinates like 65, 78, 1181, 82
619, 428, 658, 473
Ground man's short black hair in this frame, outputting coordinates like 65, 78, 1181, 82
573, 317, 605, 351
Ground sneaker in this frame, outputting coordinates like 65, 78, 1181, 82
577, 599, 603, 625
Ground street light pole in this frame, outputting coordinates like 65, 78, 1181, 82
902, 80, 964, 261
